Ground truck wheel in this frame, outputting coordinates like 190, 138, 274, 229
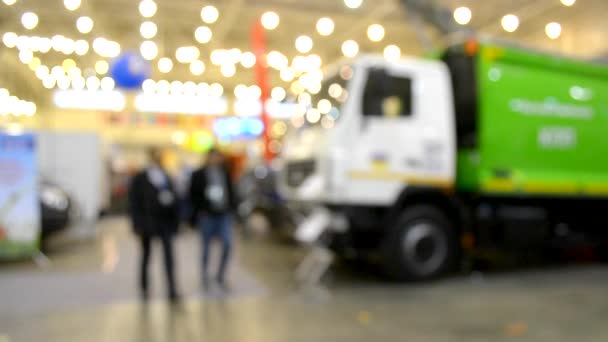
382, 205, 457, 281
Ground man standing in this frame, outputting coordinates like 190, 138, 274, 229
128, 148, 180, 302
189, 148, 237, 290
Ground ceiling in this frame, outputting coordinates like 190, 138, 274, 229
0, 0, 607, 110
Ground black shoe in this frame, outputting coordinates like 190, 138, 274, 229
217, 279, 231, 293
141, 290, 149, 303
169, 293, 181, 305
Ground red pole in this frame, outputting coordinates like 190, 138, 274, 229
251, 19, 273, 162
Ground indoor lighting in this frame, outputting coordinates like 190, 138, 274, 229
28, 57, 41, 71
60, 38, 75, 55
249, 85, 262, 99
64, 0, 81, 11
201, 5, 219, 24
261, 11, 279, 30
453, 6, 472, 25
316, 17, 335, 36
93, 38, 121, 58
140, 40, 158, 60
42, 75, 56, 89
54, 90, 126, 112
36, 65, 49, 79
68, 67, 81, 79
95, 60, 109, 75
183, 81, 197, 95
267, 51, 288, 70
71, 76, 85, 90
234, 84, 248, 99
52, 65, 65, 77
74, 39, 89, 56
240, 52, 256, 68
221, 63, 236, 78
195, 26, 212, 44
18, 49, 33, 64
140, 21, 157, 39
545, 22, 562, 39
77, 16, 94, 34
190, 60, 206, 76
175, 46, 200, 64
197, 82, 210, 96
317, 99, 332, 114
3, 0, 17, 6
158, 57, 173, 73
306, 108, 321, 124
561, 0, 576, 6
383, 44, 400, 62
100, 77, 115, 91
139, 0, 157, 18
135, 94, 228, 115
2, 32, 18, 48
142, 79, 155, 93
501, 14, 519, 33
341, 40, 359, 58
156, 80, 170, 94
171, 131, 188, 146
38, 37, 52, 53
210, 83, 224, 97
86, 76, 100, 91
271, 87, 286, 102
170, 81, 183, 95
295, 35, 313, 53
57, 75, 70, 90
367, 24, 385, 42
62, 58, 76, 72
210, 49, 226, 65
21, 12, 38, 30
321, 116, 334, 129
280, 68, 295, 82
344, 0, 363, 9
308, 54, 322, 69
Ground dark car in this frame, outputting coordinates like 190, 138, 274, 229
39, 183, 72, 242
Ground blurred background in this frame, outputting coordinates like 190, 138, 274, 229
2, 0, 608, 341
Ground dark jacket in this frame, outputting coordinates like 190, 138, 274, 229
128, 170, 179, 236
189, 165, 238, 216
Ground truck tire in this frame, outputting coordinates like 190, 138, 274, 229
381, 205, 457, 281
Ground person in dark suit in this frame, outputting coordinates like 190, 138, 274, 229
128, 148, 180, 302
189, 148, 238, 290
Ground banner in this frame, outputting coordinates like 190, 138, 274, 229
0, 132, 40, 259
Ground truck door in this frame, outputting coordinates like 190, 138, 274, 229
344, 60, 455, 205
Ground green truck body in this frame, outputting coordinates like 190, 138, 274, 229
457, 43, 608, 197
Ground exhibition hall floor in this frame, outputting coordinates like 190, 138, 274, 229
2, 217, 608, 341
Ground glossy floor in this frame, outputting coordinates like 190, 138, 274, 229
2, 217, 608, 341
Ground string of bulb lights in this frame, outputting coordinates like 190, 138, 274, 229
0, 0, 583, 120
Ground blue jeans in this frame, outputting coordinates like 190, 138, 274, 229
199, 214, 232, 283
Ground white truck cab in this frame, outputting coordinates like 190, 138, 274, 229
282, 55, 456, 205
280, 55, 459, 280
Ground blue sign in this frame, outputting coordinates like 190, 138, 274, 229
213, 117, 264, 140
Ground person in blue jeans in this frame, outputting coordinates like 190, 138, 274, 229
189, 148, 238, 290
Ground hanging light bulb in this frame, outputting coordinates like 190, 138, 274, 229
76, 16, 94, 34
201, 5, 219, 24
261, 11, 279, 30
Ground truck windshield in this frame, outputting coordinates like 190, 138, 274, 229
441, 46, 478, 148
308, 64, 352, 124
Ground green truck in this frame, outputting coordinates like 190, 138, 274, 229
280, 39, 608, 281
